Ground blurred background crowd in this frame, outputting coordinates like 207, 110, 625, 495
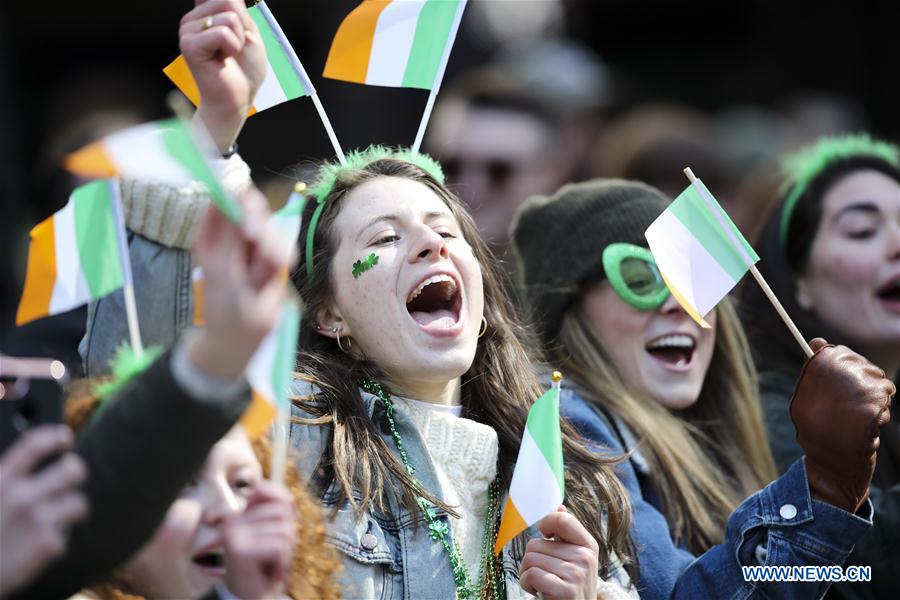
1, 0, 898, 363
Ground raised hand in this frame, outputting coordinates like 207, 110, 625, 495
222, 479, 296, 599
179, 0, 267, 152
790, 337, 895, 513
519, 506, 600, 600
0, 426, 89, 597
187, 188, 294, 380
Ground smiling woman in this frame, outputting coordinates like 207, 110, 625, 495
512, 177, 890, 599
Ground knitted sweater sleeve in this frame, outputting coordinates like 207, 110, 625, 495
119, 153, 253, 249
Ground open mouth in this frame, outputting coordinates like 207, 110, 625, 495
876, 279, 900, 303
406, 274, 462, 330
646, 334, 696, 368
192, 548, 225, 572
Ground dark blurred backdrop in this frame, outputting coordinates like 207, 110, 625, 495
2, 0, 897, 359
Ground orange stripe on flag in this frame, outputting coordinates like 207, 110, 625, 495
240, 390, 278, 440
494, 497, 528, 556
164, 54, 257, 117
192, 278, 204, 327
64, 141, 118, 179
16, 217, 57, 325
323, 0, 391, 83
163, 55, 202, 107
661, 272, 711, 328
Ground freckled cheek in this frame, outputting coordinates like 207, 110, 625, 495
816, 252, 881, 288
154, 500, 203, 549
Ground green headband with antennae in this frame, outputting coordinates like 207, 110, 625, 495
304, 145, 446, 277
778, 134, 899, 245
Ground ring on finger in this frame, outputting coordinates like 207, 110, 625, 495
202, 15, 214, 30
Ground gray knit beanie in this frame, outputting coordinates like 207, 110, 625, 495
510, 178, 669, 345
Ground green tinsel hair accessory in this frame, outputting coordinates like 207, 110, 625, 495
93, 343, 164, 403
305, 146, 446, 277
779, 133, 900, 244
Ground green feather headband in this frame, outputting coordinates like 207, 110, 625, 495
305, 145, 445, 277
779, 133, 899, 244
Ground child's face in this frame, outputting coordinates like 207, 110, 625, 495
121, 427, 262, 599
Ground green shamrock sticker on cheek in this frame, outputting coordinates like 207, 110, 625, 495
352, 253, 379, 279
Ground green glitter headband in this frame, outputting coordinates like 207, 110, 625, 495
778, 134, 899, 244
305, 145, 446, 277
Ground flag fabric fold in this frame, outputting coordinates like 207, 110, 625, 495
164, 1, 311, 116
644, 178, 759, 328
64, 117, 241, 223
17, 180, 125, 325
324, 0, 467, 90
243, 299, 301, 438
494, 377, 565, 555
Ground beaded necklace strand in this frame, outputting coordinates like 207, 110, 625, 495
361, 379, 507, 600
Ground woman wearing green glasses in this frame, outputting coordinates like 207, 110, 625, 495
511, 179, 891, 599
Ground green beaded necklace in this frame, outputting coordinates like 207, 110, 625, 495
361, 379, 507, 600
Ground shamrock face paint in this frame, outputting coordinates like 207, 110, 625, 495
352, 253, 379, 279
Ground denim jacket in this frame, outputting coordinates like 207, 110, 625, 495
559, 383, 874, 600
80, 230, 637, 598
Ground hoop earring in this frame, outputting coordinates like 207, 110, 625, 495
336, 328, 352, 353
478, 316, 488, 338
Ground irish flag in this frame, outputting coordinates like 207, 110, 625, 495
243, 300, 301, 438
494, 373, 565, 555
64, 118, 241, 223
164, 1, 311, 116
645, 178, 758, 328
324, 0, 468, 89
17, 180, 124, 325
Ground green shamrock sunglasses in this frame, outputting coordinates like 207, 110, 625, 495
601, 243, 670, 311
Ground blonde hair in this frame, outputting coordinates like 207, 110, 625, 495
65, 385, 341, 600
552, 298, 777, 553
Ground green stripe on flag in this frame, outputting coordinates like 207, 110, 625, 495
72, 181, 124, 298
668, 183, 759, 282
401, 0, 460, 89
272, 301, 300, 407
524, 387, 565, 493
250, 7, 307, 100
158, 119, 242, 223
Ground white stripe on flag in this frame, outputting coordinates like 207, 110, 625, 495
253, 59, 289, 111
247, 325, 278, 405
366, 0, 427, 86
103, 124, 193, 182
691, 179, 755, 267
646, 210, 738, 316
49, 200, 90, 313
507, 428, 564, 525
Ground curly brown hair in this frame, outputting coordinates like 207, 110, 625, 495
65, 382, 341, 600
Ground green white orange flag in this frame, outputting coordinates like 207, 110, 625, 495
645, 178, 759, 328
164, 1, 311, 116
494, 374, 565, 555
324, 0, 468, 90
64, 118, 242, 223
17, 180, 124, 326
243, 299, 301, 438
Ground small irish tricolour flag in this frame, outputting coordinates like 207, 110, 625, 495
243, 299, 301, 438
494, 372, 565, 555
64, 118, 241, 223
645, 177, 759, 328
324, 0, 468, 90
17, 180, 124, 325
164, 1, 311, 116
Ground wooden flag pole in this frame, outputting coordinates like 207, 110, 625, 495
411, 0, 468, 153
682, 168, 813, 358
256, 0, 346, 165
108, 179, 144, 358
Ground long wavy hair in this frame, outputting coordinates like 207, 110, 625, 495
548, 298, 777, 554
65, 385, 341, 600
290, 154, 633, 576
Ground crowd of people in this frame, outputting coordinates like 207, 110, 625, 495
1, 1, 898, 599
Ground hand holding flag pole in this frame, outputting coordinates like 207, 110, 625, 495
682, 168, 813, 358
